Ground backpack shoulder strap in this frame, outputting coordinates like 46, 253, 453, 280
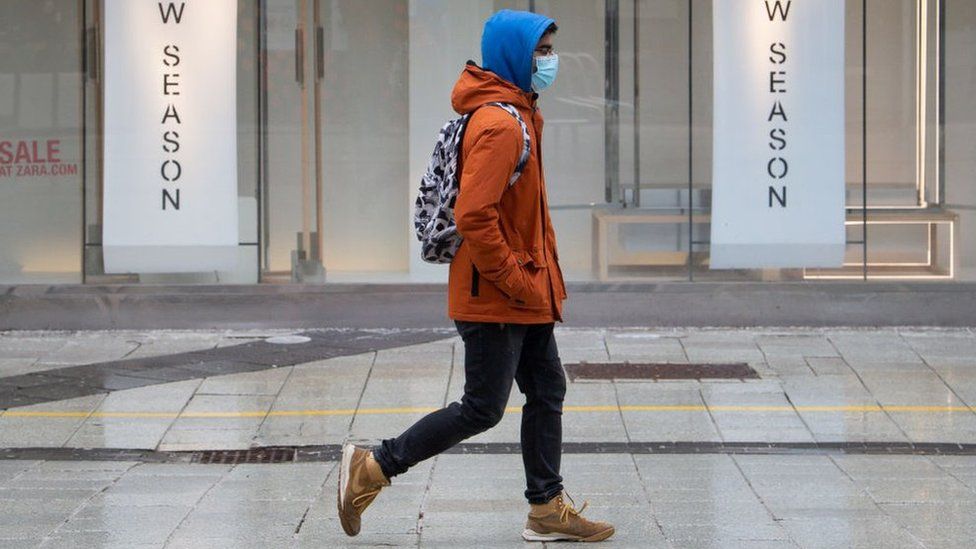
483, 102, 531, 186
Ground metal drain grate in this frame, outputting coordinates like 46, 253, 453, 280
192, 447, 296, 464
564, 362, 759, 381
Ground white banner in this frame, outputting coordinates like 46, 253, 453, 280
103, 0, 238, 273
710, 0, 845, 269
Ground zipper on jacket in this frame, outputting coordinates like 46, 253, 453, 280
471, 265, 480, 297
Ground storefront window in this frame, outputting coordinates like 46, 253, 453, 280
0, 0, 83, 283
0, 0, 973, 285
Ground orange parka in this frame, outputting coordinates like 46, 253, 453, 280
447, 63, 567, 324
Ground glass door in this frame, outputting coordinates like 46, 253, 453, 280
259, 0, 325, 282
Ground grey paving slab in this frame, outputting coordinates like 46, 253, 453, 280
0, 460, 40, 483
123, 332, 227, 359
878, 501, 976, 548
939, 370, 976, 407
780, 375, 880, 406
252, 416, 351, 448
275, 353, 375, 398
89, 473, 219, 507
63, 380, 200, 450
295, 526, 419, 549
166, 394, 276, 430
826, 330, 923, 365
0, 394, 105, 447
194, 366, 293, 396
755, 333, 839, 358
68, 418, 179, 450
0, 332, 70, 358
156, 428, 259, 452
53, 503, 191, 537
779, 517, 926, 549
886, 410, 976, 444
900, 330, 976, 369
1, 468, 122, 492
765, 355, 818, 377
351, 372, 452, 442
555, 328, 607, 351
605, 331, 688, 363
681, 333, 767, 364
858, 371, 964, 406
1, 512, 87, 543
616, 383, 721, 442
167, 504, 311, 541
564, 382, 629, 443
800, 412, 909, 443
41, 531, 165, 548
0, 358, 46, 378
704, 389, 815, 443
34, 334, 141, 366
804, 356, 855, 376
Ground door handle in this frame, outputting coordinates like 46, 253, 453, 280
295, 27, 304, 85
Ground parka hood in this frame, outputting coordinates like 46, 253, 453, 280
451, 62, 536, 115
481, 9, 556, 93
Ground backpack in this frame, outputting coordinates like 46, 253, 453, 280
413, 102, 531, 264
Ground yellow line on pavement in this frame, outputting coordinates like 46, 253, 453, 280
2, 404, 974, 419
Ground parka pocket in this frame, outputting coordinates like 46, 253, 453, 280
508, 249, 550, 310
512, 248, 547, 268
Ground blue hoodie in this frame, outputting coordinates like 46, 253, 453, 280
481, 9, 556, 93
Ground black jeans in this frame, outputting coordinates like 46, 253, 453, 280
373, 320, 566, 504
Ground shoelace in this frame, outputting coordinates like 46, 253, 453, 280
557, 492, 589, 524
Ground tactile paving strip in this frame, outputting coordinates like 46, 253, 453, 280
2, 441, 974, 463
563, 362, 760, 381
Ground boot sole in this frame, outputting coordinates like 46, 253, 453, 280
522, 526, 615, 542
337, 443, 357, 536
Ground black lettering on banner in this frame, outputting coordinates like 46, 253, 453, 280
162, 188, 181, 210
769, 71, 787, 93
163, 73, 180, 95
769, 42, 787, 64
767, 157, 788, 179
765, 0, 792, 21
161, 159, 182, 182
768, 101, 788, 122
163, 45, 180, 66
159, 3, 185, 211
162, 131, 180, 153
158, 2, 186, 24
765, 4, 790, 208
161, 104, 181, 124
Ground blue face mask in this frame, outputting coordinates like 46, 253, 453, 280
532, 54, 559, 92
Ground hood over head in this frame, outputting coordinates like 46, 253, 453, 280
481, 9, 556, 93
451, 62, 535, 115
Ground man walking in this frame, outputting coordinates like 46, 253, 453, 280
338, 9, 615, 543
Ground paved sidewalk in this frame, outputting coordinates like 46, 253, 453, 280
0, 327, 975, 547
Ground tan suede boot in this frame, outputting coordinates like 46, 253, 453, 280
337, 443, 390, 536
522, 491, 615, 542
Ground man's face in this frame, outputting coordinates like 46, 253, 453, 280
534, 32, 555, 59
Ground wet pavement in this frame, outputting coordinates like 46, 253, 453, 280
0, 327, 975, 547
